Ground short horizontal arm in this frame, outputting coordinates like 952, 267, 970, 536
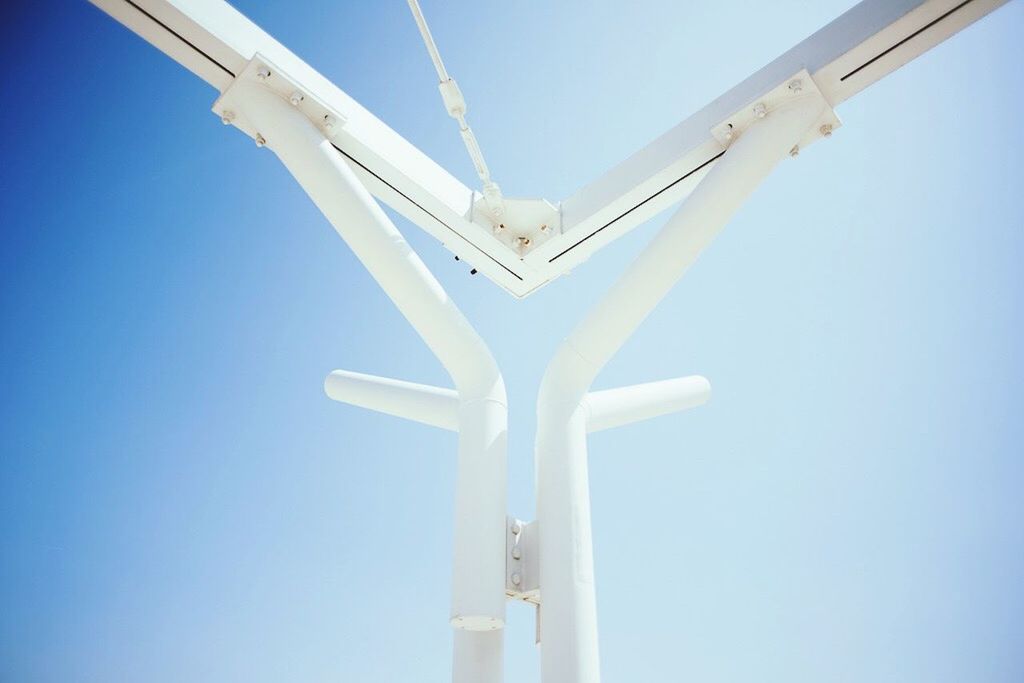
584, 375, 711, 433
324, 369, 459, 431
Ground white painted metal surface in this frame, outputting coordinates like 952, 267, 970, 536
220, 78, 508, 659
536, 94, 828, 683
85, 1, 1013, 681
585, 376, 712, 434
90, 0, 1008, 297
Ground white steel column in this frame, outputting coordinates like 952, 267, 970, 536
453, 629, 504, 683
535, 95, 826, 683
231, 83, 507, 681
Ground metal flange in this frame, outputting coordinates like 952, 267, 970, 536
711, 69, 840, 155
212, 53, 348, 145
506, 517, 540, 605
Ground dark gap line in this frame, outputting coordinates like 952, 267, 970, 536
123, 0, 236, 79
840, 0, 974, 82
549, 151, 725, 263
117, 0, 522, 282
330, 144, 524, 281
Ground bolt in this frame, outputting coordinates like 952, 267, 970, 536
254, 133, 266, 148
788, 79, 803, 93
511, 547, 522, 560
289, 91, 304, 106
724, 123, 734, 141
539, 224, 549, 233
323, 114, 336, 131
511, 521, 521, 535
789, 144, 800, 157
256, 66, 271, 80
753, 102, 768, 119
220, 110, 235, 125
511, 572, 522, 586
820, 123, 833, 137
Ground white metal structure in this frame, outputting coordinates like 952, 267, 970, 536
87, 1, 1012, 680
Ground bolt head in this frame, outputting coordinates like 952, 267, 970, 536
254, 133, 266, 148
323, 114, 335, 130
511, 572, 522, 586
788, 79, 803, 93
289, 91, 304, 106
511, 521, 521, 534
753, 102, 768, 119
220, 110, 235, 125
820, 123, 833, 137
511, 547, 522, 560
789, 144, 800, 157
256, 66, 270, 80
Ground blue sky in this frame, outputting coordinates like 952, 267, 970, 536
1, 1, 1022, 681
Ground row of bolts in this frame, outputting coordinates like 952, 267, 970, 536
215, 72, 832, 261
218, 66, 339, 149
217, 65, 548, 255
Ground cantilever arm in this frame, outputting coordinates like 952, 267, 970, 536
324, 370, 459, 431
585, 375, 710, 433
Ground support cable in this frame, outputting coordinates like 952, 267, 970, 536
407, 0, 506, 217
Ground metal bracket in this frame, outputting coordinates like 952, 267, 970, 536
711, 69, 840, 157
217, 55, 561, 261
506, 517, 539, 605
212, 53, 348, 146
472, 197, 561, 258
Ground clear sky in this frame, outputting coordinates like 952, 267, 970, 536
1, 1, 1022, 681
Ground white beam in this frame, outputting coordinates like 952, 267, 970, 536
88, 0, 1009, 297
227, 81, 508, 676
532, 0, 1008, 279
89, 0, 533, 295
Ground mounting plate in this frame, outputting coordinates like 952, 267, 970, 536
711, 69, 841, 155
473, 197, 561, 257
95, 0, 1005, 298
506, 517, 539, 605
212, 53, 346, 145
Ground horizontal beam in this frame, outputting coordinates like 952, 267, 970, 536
324, 370, 459, 431
89, 0, 535, 295
585, 375, 712, 433
526, 0, 1008, 277
89, 0, 1009, 297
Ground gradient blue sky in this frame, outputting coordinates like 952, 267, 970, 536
1, 1, 1022, 681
